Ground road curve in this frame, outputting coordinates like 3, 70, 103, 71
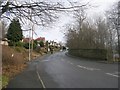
7, 51, 119, 88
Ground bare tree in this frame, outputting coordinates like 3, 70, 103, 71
74, 7, 87, 31
0, 0, 88, 26
106, 1, 120, 58
66, 27, 78, 49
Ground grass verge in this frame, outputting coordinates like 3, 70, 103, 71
2, 75, 9, 88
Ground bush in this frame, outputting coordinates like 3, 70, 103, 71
33, 43, 37, 49
15, 47, 21, 52
2, 76, 9, 88
15, 41, 24, 47
34, 40, 38, 45
14, 47, 25, 53
39, 41, 44, 47
23, 43, 29, 49
8, 41, 14, 46
24, 42, 37, 49
2, 45, 24, 66
8, 41, 24, 47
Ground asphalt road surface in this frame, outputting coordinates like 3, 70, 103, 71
7, 51, 119, 88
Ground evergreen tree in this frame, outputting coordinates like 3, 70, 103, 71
7, 19, 23, 46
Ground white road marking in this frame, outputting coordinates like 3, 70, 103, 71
36, 71, 46, 88
106, 73, 120, 78
40, 60, 49, 62
77, 65, 101, 71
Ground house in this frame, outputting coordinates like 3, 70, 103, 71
22, 38, 34, 43
0, 38, 8, 45
22, 37, 45, 47
35, 37, 45, 43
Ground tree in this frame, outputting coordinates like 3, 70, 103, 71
65, 15, 110, 60
0, 1, 89, 25
106, 1, 120, 58
7, 19, 23, 46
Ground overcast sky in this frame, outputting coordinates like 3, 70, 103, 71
23, 0, 119, 43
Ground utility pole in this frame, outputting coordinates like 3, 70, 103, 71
118, 1, 120, 59
28, 0, 32, 61
31, 24, 34, 59
28, 27, 31, 61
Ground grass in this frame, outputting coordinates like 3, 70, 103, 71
2, 45, 27, 88
1, 45, 59, 88
0, 75, 2, 89
2, 75, 9, 88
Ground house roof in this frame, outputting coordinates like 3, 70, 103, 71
23, 38, 34, 42
23, 37, 45, 43
35, 37, 45, 41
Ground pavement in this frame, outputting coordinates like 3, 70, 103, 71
7, 51, 119, 88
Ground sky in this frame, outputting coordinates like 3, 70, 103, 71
21, 0, 119, 43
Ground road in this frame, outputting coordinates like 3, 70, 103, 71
7, 51, 119, 88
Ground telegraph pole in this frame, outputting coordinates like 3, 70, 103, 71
31, 24, 34, 59
28, 0, 32, 61
28, 26, 31, 61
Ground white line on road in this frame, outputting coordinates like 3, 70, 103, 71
106, 73, 120, 78
77, 65, 101, 71
36, 71, 46, 88
77, 65, 94, 71
40, 60, 49, 62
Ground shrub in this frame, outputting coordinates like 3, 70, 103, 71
39, 41, 44, 47
2, 45, 24, 66
8, 41, 14, 46
2, 76, 9, 88
23, 43, 29, 49
24, 42, 37, 49
34, 40, 38, 45
15, 41, 24, 47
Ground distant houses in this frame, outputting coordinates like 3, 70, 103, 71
0, 35, 62, 50
22, 38, 32, 43
22, 37, 45, 43
35, 37, 45, 43
0, 36, 46, 46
